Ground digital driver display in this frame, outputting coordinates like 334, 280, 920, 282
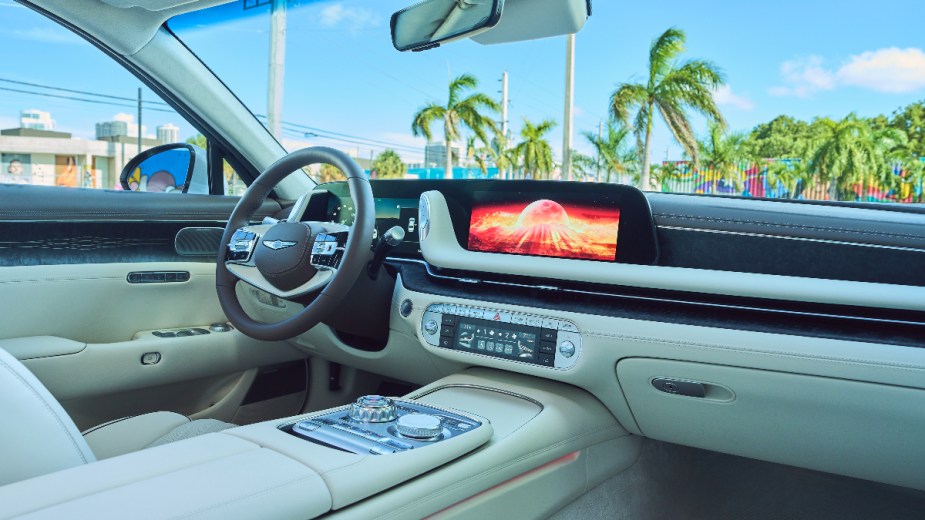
467, 192, 621, 261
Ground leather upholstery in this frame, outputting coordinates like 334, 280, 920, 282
0, 347, 96, 486
82, 411, 190, 460
0, 348, 234, 485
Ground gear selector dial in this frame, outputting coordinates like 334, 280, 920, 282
348, 395, 398, 423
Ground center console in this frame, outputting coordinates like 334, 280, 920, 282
288, 395, 484, 455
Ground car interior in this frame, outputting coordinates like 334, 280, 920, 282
2, 0, 925, 519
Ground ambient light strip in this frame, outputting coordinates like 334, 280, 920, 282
418, 190, 925, 313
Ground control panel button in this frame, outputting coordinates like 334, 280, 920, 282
439, 337, 453, 348
539, 341, 556, 355
540, 329, 557, 341
424, 319, 438, 335
542, 318, 559, 330
399, 299, 413, 318
558, 340, 576, 358
209, 323, 232, 332
538, 353, 555, 366
440, 315, 457, 326
141, 352, 161, 365
558, 321, 579, 332
440, 326, 455, 337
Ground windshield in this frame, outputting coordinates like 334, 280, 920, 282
169, 0, 925, 204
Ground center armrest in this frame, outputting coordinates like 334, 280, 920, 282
224, 401, 493, 510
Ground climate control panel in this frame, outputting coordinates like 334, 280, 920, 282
421, 304, 581, 370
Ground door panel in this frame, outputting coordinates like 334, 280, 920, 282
0, 184, 310, 427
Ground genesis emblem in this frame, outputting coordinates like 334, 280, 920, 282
263, 240, 297, 250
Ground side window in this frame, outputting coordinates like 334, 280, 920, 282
0, 6, 240, 194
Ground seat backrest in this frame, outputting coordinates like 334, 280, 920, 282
0, 347, 95, 486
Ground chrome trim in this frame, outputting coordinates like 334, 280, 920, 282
263, 239, 297, 250
387, 257, 925, 328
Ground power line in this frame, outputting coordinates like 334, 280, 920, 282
280, 121, 422, 153
0, 86, 176, 114
0, 77, 171, 107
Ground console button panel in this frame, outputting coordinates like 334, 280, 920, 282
420, 304, 581, 370
287, 397, 483, 455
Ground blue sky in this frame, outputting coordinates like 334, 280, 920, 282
3, 0, 925, 164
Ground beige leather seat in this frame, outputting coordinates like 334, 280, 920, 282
0, 347, 233, 486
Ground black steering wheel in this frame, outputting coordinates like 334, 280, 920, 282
216, 147, 375, 341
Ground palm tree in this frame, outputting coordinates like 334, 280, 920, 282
371, 149, 406, 179
610, 27, 726, 189
765, 159, 811, 199
411, 74, 500, 179
807, 114, 900, 200
513, 118, 557, 179
581, 120, 636, 183
698, 123, 749, 192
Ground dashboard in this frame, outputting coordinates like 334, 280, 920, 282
306, 180, 660, 265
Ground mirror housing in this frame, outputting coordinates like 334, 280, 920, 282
119, 143, 208, 194
391, 0, 504, 52
471, 0, 590, 45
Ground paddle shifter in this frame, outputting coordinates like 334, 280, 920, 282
367, 226, 405, 280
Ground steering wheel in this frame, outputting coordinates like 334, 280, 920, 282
216, 147, 375, 341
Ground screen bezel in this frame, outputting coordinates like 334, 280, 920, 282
466, 190, 623, 263
310, 180, 659, 265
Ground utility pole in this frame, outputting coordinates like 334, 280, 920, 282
137, 87, 142, 156
500, 71, 509, 179
562, 34, 575, 182
597, 119, 603, 182
267, 0, 287, 140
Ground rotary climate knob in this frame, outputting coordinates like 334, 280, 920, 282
348, 395, 397, 423
396, 413, 443, 440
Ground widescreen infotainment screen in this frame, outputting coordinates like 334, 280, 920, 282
467, 192, 620, 261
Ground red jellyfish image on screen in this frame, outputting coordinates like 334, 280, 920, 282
468, 198, 620, 261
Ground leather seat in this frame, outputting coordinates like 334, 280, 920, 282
0, 347, 233, 486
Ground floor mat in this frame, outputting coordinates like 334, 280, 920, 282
550, 440, 925, 520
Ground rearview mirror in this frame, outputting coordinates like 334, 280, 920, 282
391, 0, 504, 52
119, 143, 208, 194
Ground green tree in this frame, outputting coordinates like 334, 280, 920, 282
807, 114, 893, 200
889, 101, 925, 158
698, 123, 750, 191
581, 120, 636, 183
513, 118, 557, 180
745, 115, 814, 159
371, 149, 406, 179
610, 27, 726, 190
411, 73, 500, 179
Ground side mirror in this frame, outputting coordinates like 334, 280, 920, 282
391, 0, 504, 52
119, 143, 208, 194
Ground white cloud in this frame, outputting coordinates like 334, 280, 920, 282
318, 4, 379, 31
837, 47, 925, 93
769, 55, 836, 98
770, 48, 925, 97
713, 85, 754, 111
